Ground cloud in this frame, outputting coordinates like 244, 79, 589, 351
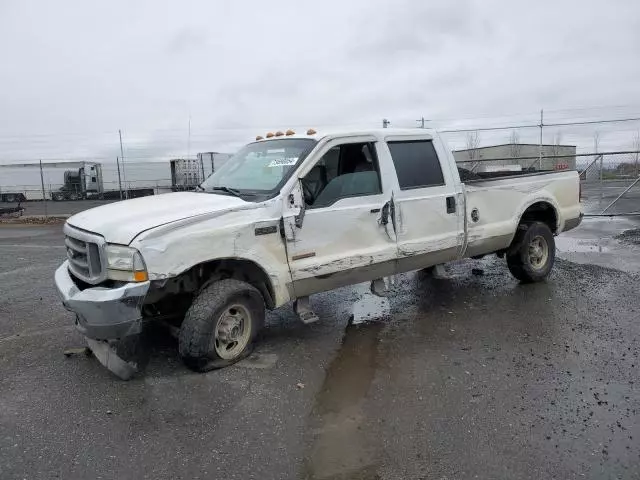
0, 0, 639, 163
166, 27, 208, 54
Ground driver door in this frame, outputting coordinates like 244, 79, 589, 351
283, 137, 398, 297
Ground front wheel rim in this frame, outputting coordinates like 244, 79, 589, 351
212, 304, 251, 360
528, 235, 549, 269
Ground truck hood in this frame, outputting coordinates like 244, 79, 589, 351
67, 192, 247, 244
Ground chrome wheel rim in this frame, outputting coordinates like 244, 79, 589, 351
213, 304, 251, 360
528, 235, 549, 270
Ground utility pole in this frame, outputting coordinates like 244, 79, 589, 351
382, 118, 391, 128
116, 156, 123, 200
538, 109, 544, 170
119, 129, 128, 199
39, 159, 47, 218
188, 115, 194, 178
416, 117, 428, 128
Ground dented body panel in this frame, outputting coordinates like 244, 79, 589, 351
54, 128, 582, 343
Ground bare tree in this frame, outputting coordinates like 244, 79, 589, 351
632, 131, 640, 177
466, 131, 481, 160
549, 132, 563, 157
508, 130, 522, 159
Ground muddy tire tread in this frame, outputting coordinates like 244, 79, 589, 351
178, 279, 264, 372
506, 221, 555, 283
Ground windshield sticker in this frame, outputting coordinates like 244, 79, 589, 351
267, 157, 298, 167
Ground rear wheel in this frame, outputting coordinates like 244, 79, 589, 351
52, 192, 64, 201
69, 192, 80, 201
178, 279, 264, 372
506, 221, 555, 283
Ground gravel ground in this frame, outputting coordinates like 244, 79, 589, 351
615, 229, 640, 245
0, 224, 639, 480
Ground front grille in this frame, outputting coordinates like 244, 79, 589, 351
64, 224, 106, 284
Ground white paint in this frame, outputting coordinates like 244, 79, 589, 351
67, 191, 246, 244
60, 128, 582, 310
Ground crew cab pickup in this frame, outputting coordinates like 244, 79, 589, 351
55, 128, 582, 374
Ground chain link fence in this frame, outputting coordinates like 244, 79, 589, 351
2, 149, 640, 217
576, 151, 640, 215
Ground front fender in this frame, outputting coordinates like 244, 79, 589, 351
131, 209, 292, 307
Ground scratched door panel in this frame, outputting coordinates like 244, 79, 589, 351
288, 195, 397, 297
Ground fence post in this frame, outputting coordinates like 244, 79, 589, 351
538, 109, 543, 170
599, 153, 604, 203
116, 157, 123, 200
39, 159, 47, 218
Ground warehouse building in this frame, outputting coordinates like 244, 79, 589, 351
452, 143, 577, 172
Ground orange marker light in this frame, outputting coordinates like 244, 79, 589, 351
285, 129, 295, 136
134, 271, 149, 282
275, 131, 284, 137
256, 135, 264, 141
266, 132, 275, 138
307, 128, 317, 135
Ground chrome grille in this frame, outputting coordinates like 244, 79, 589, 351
63, 224, 106, 284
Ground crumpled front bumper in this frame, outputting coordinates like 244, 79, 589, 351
54, 260, 150, 340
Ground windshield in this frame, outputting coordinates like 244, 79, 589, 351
201, 138, 316, 197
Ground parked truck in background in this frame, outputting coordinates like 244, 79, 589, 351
170, 158, 203, 191
54, 127, 582, 378
51, 163, 155, 201
50, 163, 103, 201
170, 153, 232, 191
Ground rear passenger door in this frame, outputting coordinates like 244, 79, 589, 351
384, 137, 463, 272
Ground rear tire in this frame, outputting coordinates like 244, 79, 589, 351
178, 279, 264, 372
506, 221, 555, 283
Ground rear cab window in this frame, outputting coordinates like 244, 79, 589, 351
387, 140, 445, 189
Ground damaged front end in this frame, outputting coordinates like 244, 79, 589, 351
55, 260, 150, 379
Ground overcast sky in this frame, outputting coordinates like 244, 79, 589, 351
1, 0, 640, 164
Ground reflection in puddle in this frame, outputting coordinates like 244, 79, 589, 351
302, 317, 384, 479
351, 282, 391, 325
555, 237, 610, 253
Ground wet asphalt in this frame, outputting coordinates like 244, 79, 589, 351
1, 221, 639, 480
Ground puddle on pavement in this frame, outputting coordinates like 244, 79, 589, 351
555, 236, 610, 253
350, 282, 391, 325
302, 315, 384, 479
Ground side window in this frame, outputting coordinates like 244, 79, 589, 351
301, 142, 382, 208
387, 140, 445, 190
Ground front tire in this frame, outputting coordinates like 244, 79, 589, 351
506, 222, 555, 283
178, 279, 264, 372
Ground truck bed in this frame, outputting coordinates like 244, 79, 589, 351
458, 167, 563, 182
461, 169, 581, 258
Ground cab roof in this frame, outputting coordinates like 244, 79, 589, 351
253, 127, 436, 143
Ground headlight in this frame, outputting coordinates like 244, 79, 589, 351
105, 245, 148, 282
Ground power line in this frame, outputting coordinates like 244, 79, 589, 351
439, 116, 640, 134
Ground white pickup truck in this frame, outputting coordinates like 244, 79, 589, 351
55, 128, 582, 374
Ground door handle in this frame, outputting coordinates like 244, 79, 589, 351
370, 208, 381, 213
446, 196, 456, 214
